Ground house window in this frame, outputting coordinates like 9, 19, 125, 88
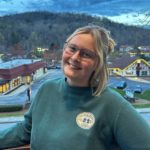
141, 71, 147, 76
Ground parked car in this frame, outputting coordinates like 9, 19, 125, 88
116, 81, 127, 89
133, 85, 142, 94
124, 89, 135, 102
47, 65, 56, 69
55, 64, 61, 69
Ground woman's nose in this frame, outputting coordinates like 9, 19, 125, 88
71, 51, 81, 61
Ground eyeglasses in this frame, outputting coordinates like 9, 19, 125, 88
64, 42, 97, 59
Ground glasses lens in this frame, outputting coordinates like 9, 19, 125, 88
65, 43, 96, 59
80, 49, 96, 58
68, 44, 78, 53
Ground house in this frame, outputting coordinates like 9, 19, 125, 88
138, 46, 150, 51
129, 50, 150, 58
0, 59, 46, 95
119, 45, 134, 52
108, 55, 150, 77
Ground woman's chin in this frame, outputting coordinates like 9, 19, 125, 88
64, 70, 78, 79
64, 65, 78, 75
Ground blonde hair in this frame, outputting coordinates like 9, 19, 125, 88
65, 25, 116, 96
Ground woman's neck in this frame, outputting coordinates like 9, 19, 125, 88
66, 78, 90, 87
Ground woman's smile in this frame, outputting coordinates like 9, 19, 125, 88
67, 61, 82, 70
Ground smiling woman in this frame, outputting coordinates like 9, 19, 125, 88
0, 25, 150, 150
62, 33, 98, 88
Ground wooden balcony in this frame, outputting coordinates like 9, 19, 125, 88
5, 145, 30, 150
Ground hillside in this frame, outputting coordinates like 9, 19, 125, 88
0, 0, 149, 26
0, 11, 150, 53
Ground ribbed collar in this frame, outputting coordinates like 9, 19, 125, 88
62, 77, 93, 97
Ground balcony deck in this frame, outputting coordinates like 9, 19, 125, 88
5, 145, 30, 150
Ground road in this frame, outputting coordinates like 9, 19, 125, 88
0, 123, 16, 131
0, 69, 63, 105
0, 70, 150, 105
108, 76, 150, 91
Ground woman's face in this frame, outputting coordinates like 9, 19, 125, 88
62, 33, 98, 87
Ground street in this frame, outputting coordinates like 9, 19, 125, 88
108, 76, 150, 91
0, 69, 150, 127
0, 70, 150, 105
0, 69, 63, 105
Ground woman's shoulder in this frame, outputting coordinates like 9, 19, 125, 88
97, 87, 134, 121
34, 77, 64, 95
102, 86, 123, 97
41, 77, 64, 88
100, 86, 127, 104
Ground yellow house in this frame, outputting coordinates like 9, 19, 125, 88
108, 55, 150, 77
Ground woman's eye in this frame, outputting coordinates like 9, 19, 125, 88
82, 52, 91, 58
70, 46, 77, 52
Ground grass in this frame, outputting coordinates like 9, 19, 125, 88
0, 102, 30, 118
135, 90, 150, 101
113, 88, 125, 96
112, 88, 150, 108
132, 103, 150, 108
0, 110, 26, 118
113, 88, 150, 101
0, 105, 23, 113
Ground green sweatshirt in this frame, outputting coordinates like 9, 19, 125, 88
0, 77, 150, 150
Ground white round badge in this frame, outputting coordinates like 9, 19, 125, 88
76, 112, 95, 129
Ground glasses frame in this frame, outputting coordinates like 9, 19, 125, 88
64, 42, 97, 60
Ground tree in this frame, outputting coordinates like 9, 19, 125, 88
11, 31, 20, 45
138, 11, 150, 26
10, 43, 25, 57
0, 32, 5, 51
49, 43, 60, 51
0, 32, 4, 45
1, 11, 150, 53
28, 32, 39, 50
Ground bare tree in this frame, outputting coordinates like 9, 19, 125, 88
138, 11, 150, 26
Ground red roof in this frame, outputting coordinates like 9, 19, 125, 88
0, 61, 45, 80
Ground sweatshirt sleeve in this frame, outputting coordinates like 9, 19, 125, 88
0, 81, 46, 149
114, 101, 150, 150
0, 103, 34, 149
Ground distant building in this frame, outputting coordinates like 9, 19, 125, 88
0, 59, 46, 95
138, 46, 150, 51
43, 50, 62, 67
128, 50, 150, 58
119, 45, 134, 52
108, 55, 150, 77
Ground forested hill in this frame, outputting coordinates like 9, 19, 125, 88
0, 11, 150, 52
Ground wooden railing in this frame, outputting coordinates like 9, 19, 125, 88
5, 145, 30, 150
